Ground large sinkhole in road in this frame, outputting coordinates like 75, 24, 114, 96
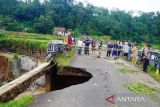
53, 66, 92, 91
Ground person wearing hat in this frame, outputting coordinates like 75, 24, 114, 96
143, 44, 151, 73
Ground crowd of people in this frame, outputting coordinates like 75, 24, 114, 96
64, 36, 159, 73
76, 37, 103, 56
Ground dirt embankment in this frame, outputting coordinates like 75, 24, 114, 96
0, 45, 46, 62
0, 56, 14, 86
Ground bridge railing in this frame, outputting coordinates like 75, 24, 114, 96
0, 62, 52, 102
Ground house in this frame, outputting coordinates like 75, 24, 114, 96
53, 27, 66, 36
53, 27, 72, 36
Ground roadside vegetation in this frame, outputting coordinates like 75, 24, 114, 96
118, 68, 137, 74
12, 53, 19, 60
148, 65, 160, 82
133, 63, 160, 83
0, 30, 63, 49
125, 82, 160, 105
126, 83, 160, 95
152, 45, 160, 50
56, 49, 76, 66
0, 31, 64, 57
0, 95, 33, 107
115, 62, 125, 66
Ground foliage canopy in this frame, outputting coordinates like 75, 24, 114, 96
0, 0, 160, 44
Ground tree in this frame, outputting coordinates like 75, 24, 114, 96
0, 0, 18, 16
34, 15, 54, 34
0, 0, 160, 44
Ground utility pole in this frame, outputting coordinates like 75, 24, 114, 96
16, 20, 19, 36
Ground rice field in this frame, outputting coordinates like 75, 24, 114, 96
0, 30, 64, 53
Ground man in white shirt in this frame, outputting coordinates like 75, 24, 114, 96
77, 40, 83, 55
123, 42, 129, 59
77, 40, 83, 47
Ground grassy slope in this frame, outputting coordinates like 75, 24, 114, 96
126, 83, 159, 95
125, 82, 160, 105
148, 65, 160, 82
0, 95, 33, 107
0, 30, 64, 50
56, 49, 76, 66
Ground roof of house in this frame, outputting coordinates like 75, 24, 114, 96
54, 27, 65, 32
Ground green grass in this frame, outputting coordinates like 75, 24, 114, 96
126, 83, 157, 95
12, 53, 19, 60
152, 45, 160, 49
92, 36, 111, 43
125, 82, 160, 105
133, 62, 160, 83
138, 43, 160, 50
0, 30, 65, 55
0, 30, 110, 51
115, 62, 124, 65
0, 95, 34, 107
0, 30, 63, 40
0, 30, 63, 46
57, 49, 76, 66
0, 38, 48, 48
148, 65, 160, 82
118, 68, 136, 73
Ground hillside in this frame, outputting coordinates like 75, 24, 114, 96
0, 0, 160, 44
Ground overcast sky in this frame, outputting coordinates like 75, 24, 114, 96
76, 0, 160, 12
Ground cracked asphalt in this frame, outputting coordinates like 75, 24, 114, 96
30, 54, 160, 107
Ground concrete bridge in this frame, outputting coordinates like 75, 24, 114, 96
0, 61, 58, 102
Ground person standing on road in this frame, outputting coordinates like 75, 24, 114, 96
91, 38, 96, 54
67, 36, 72, 46
123, 42, 129, 60
77, 39, 83, 55
128, 40, 132, 60
118, 41, 123, 57
98, 40, 103, 50
64, 36, 68, 44
97, 40, 103, 58
132, 42, 138, 65
106, 41, 113, 58
83, 37, 91, 55
143, 44, 151, 73
112, 41, 118, 59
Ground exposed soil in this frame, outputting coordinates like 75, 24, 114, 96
0, 47, 45, 62
0, 56, 14, 86
0, 56, 8, 74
